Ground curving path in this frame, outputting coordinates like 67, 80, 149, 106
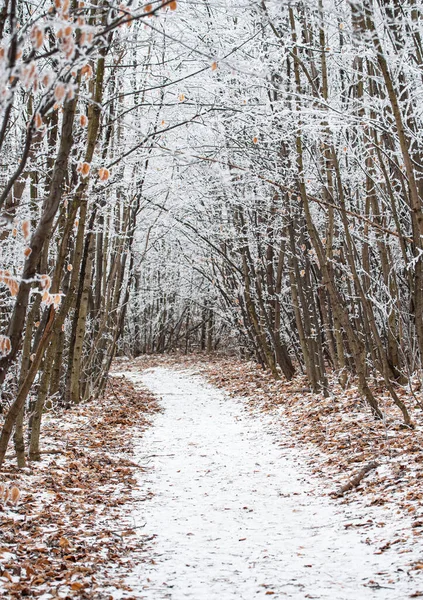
119, 368, 414, 599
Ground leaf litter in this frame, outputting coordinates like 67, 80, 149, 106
0, 376, 160, 599
3, 353, 423, 598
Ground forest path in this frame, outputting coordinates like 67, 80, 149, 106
119, 367, 411, 599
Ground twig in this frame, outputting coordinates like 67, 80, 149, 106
107, 376, 122, 404
331, 461, 379, 497
107, 522, 146, 534
140, 454, 175, 459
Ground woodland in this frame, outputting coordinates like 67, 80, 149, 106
1, 0, 423, 596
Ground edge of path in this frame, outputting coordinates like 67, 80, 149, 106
114, 353, 423, 583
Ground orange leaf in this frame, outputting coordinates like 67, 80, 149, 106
71, 582, 84, 590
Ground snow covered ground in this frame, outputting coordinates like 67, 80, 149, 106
112, 367, 421, 599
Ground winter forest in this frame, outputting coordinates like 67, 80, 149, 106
2, 0, 423, 597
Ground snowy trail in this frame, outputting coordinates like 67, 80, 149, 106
119, 368, 411, 599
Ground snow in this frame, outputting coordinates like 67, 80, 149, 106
116, 367, 419, 599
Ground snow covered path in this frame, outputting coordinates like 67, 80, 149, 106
121, 368, 413, 599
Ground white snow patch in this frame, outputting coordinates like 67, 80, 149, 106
117, 367, 420, 599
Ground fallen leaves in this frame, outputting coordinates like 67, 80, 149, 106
0, 375, 160, 598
